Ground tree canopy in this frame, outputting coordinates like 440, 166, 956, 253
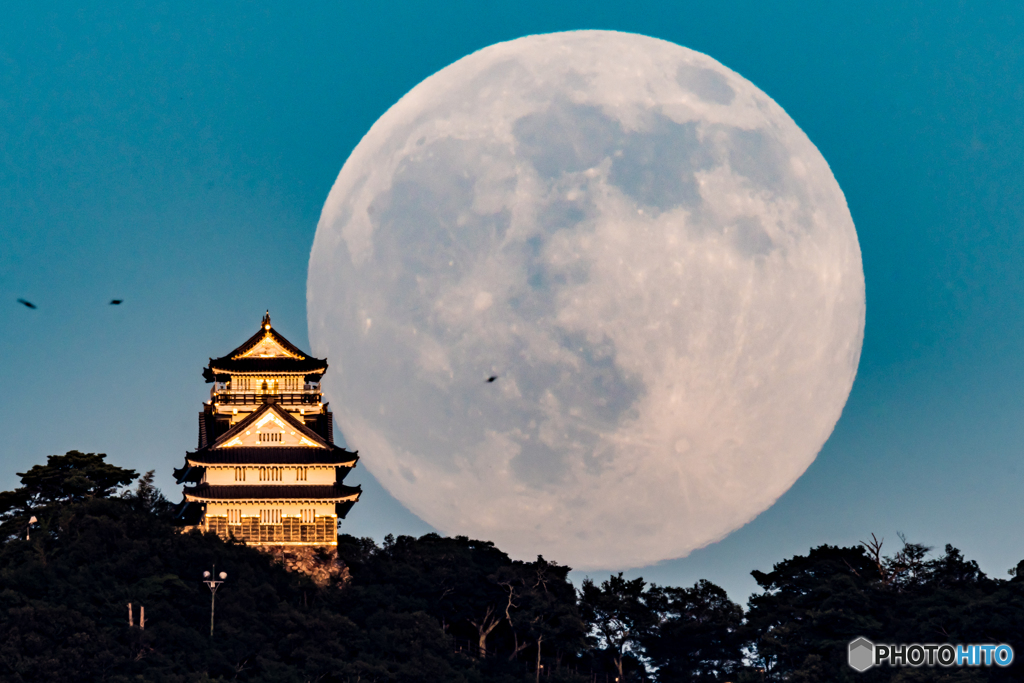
0, 451, 1021, 682
0, 450, 139, 541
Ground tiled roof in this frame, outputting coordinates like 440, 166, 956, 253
203, 312, 326, 380
187, 446, 357, 466
183, 483, 361, 502
207, 357, 327, 375
172, 500, 205, 526
173, 464, 205, 484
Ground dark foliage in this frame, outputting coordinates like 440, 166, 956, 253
0, 450, 139, 541
1, 452, 1021, 682
579, 573, 656, 682
336, 533, 590, 680
643, 579, 746, 682
0, 453, 592, 682
744, 540, 1024, 682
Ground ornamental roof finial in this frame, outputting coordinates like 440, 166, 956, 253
262, 310, 271, 330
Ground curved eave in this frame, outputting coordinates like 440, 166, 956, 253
336, 499, 357, 520
172, 499, 206, 526
183, 484, 361, 503
174, 464, 205, 485
208, 367, 327, 377
184, 492, 360, 504
187, 458, 357, 468
186, 443, 357, 466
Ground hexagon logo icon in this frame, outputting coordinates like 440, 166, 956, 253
848, 637, 875, 672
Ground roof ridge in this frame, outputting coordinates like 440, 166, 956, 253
230, 328, 308, 361
209, 313, 323, 365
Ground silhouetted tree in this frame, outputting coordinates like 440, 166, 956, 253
5, 450, 1024, 683
643, 579, 744, 682
0, 450, 138, 541
745, 545, 883, 680
500, 556, 588, 677
580, 573, 657, 682
744, 539, 1024, 682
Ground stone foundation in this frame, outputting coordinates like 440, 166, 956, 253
205, 515, 337, 544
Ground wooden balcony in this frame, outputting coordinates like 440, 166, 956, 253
213, 392, 321, 405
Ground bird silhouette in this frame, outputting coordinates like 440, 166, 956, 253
17, 299, 36, 309
110, 299, 123, 305
486, 375, 498, 383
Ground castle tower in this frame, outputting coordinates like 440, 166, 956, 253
173, 312, 360, 548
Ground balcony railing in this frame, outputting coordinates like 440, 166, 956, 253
213, 392, 321, 405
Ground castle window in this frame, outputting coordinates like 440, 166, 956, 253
260, 509, 281, 524
227, 509, 241, 524
234, 467, 245, 481
296, 466, 308, 481
301, 508, 314, 523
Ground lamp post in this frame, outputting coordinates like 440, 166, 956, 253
202, 566, 227, 637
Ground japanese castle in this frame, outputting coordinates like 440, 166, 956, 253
174, 312, 360, 547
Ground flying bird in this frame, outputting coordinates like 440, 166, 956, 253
110, 299, 123, 305
17, 299, 36, 309
486, 375, 498, 383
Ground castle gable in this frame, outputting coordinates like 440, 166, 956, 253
211, 403, 329, 450
233, 332, 304, 360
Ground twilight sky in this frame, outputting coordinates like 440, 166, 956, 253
4, 1, 1024, 601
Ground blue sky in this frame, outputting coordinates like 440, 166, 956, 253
4, 1, 1024, 601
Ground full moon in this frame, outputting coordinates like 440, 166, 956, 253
308, 31, 864, 570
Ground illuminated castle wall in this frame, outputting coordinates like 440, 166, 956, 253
173, 312, 360, 546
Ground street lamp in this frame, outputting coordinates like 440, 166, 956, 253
202, 566, 228, 637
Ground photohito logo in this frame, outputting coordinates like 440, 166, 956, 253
848, 637, 1013, 671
